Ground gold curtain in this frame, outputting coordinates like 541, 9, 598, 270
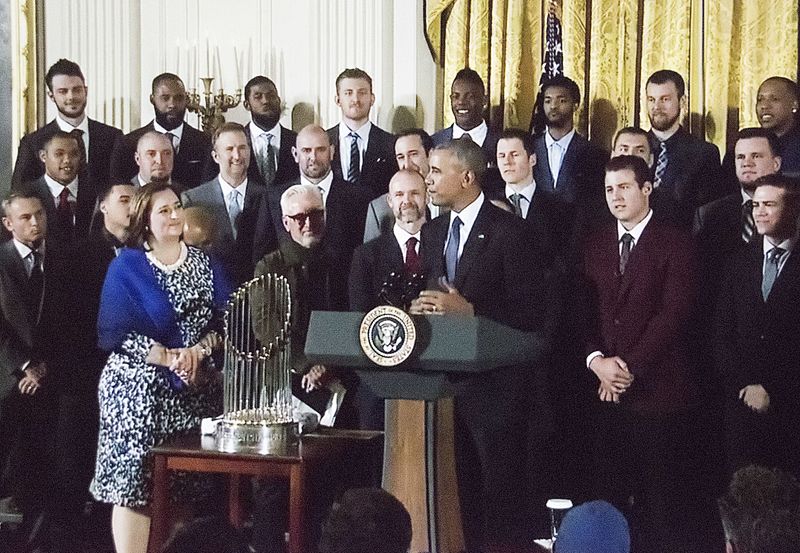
426, 0, 798, 152
11, 0, 42, 151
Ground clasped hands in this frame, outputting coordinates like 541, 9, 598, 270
590, 356, 634, 403
151, 332, 221, 386
409, 279, 474, 316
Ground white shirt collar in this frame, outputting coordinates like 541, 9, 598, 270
763, 236, 794, 255
545, 127, 576, 151
616, 209, 654, 244
505, 180, 536, 203
339, 120, 372, 142
740, 188, 753, 205
55, 114, 89, 135
44, 173, 78, 202
249, 121, 282, 150
339, 121, 372, 180
153, 120, 184, 142
218, 174, 248, 204
392, 223, 421, 253
452, 120, 488, 147
13, 239, 34, 260
300, 171, 334, 206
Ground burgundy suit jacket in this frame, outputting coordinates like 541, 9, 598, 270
581, 219, 699, 414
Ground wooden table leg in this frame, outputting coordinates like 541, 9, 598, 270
228, 474, 244, 529
288, 464, 306, 553
147, 453, 169, 553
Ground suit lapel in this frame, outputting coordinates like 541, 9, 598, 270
767, 246, 799, 304
534, 137, 554, 191
210, 180, 235, 243
454, 203, 491, 289
555, 135, 583, 191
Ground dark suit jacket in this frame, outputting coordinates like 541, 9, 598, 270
181, 178, 263, 286
533, 131, 608, 208
581, 220, 698, 414
327, 124, 396, 199
714, 242, 800, 414
348, 231, 405, 312
110, 121, 212, 189
693, 192, 752, 290
431, 124, 503, 192
27, 176, 93, 246
647, 126, 723, 228
11, 119, 123, 193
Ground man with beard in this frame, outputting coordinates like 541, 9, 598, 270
432, 68, 502, 191
645, 70, 723, 228
131, 131, 183, 191
109, 73, 211, 188
348, 169, 428, 429
327, 68, 396, 199
182, 123, 263, 286
234, 76, 298, 188
532, 75, 608, 211
11, 59, 122, 208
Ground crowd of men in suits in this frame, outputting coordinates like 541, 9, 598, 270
0, 56, 799, 553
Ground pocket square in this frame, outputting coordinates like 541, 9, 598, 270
187, 160, 201, 164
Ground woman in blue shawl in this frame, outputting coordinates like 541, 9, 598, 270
90, 182, 230, 553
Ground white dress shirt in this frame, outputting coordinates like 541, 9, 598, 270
301, 171, 334, 208
153, 121, 184, 152
218, 175, 248, 214
544, 127, 576, 185
13, 239, 44, 276
452, 120, 489, 147
393, 224, 421, 263
56, 114, 89, 156
505, 180, 536, 219
763, 236, 794, 277
338, 121, 372, 179
445, 192, 485, 260
250, 121, 282, 166
44, 174, 78, 211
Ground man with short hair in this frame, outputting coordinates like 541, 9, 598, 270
756, 77, 800, 176
11, 59, 122, 200
327, 68, 396, 199
533, 75, 608, 209
715, 174, 800, 478
110, 73, 212, 188
612, 127, 654, 167
582, 155, 700, 552
182, 122, 263, 286
132, 131, 177, 187
645, 69, 723, 227
363, 128, 433, 242
236, 76, 298, 188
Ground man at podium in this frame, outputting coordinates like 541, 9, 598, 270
410, 137, 550, 550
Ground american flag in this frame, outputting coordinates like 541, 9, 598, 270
530, 0, 564, 134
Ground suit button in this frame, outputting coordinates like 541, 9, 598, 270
614, 319, 620, 326
760, 335, 765, 340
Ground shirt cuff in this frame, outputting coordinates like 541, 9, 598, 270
586, 351, 604, 370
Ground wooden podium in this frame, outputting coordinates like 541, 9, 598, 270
305, 312, 544, 553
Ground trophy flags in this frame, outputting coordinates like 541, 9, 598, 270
530, 0, 564, 135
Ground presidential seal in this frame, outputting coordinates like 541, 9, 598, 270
359, 305, 417, 366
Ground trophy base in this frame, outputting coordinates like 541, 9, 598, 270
214, 420, 299, 455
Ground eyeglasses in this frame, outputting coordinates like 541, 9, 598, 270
285, 208, 325, 227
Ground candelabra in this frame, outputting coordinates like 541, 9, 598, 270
187, 77, 242, 134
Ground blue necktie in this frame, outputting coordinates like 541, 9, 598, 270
445, 216, 462, 283
762, 247, 785, 300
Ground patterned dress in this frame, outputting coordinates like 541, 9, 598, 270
90, 244, 225, 507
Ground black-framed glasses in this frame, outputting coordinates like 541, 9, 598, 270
285, 208, 324, 227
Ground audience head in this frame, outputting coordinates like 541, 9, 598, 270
542, 75, 580, 132
612, 127, 654, 167
244, 75, 282, 130
450, 68, 487, 131
2, 188, 46, 248
394, 128, 433, 176
39, 130, 82, 184
426, 137, 486, 211
161, 516, 249, 553
212, 122, 250, 186
150, 73, 187, 130
318, 487, 412, 553
335, 68, 375, 126
734, 127, 782, 194
280, 183, 325, 248
387, 169, 427, 233
127, 182, 183, 249
553, 500, 630, 553
718, 465, 800, 553
646, 69, 686, 133
757, 77, 799, 137
95, 183, 136, 240
604, 155, 653, 228
293, 124, 334, 183
496, 128, 536, 187
45, 59, 88, 121
182, 205, 217, 251
751, 173, 800, 241
135, 131, 175, 184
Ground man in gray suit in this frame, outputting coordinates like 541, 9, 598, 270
182, 122, 263, 285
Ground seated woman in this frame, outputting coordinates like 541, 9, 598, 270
90, 182, 231, 553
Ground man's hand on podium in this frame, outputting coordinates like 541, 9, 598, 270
410, 282, 474, 316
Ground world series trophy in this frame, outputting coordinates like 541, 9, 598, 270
215, 273, 295, 454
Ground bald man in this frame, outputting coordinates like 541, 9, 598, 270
132, 131, 182, 190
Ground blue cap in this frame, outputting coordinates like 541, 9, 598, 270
554, 500, 630, 553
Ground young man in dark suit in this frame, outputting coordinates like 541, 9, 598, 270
715, 173, 800, 479
11, 59, 122, 210
110, 73, 212, 189
236, 76, 299, 188
645, 69, 724, 228
182, 123, 263, 286
581, 155, 701, 553
533, 75, 608, 209
410, 138, 550, 550
327, 68, 396, 199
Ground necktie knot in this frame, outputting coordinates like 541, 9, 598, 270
621, 233, 634, 246
619, 233, 634, 275
768, 247, 785, 263
741, 200, 755, 243
460, 133, 473, 142
406, 237, 418, 249
165, 132, 178, 153
509, 193, 524, 217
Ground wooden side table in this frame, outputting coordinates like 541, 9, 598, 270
147, 428, 382, 553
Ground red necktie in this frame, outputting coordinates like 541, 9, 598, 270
57, 187, 74, 227
405, 237, 421, 276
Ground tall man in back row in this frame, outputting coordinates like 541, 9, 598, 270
410, 137, 548, 550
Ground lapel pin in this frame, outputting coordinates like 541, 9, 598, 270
478, 234, 485, 239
